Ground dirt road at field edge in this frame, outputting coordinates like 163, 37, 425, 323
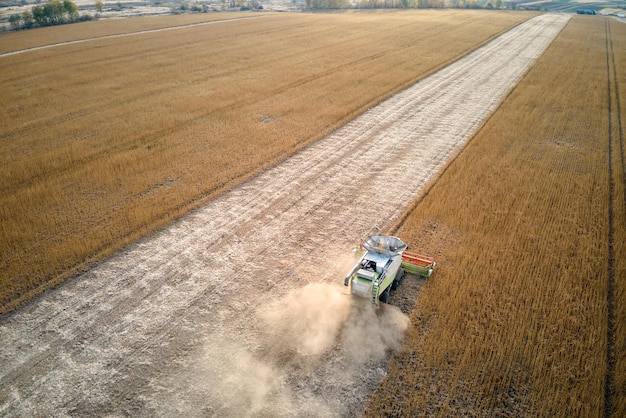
0, 14, 570, 417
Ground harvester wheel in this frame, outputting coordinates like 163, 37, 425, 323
380, 286, 391, 303
392, 268, 405, 290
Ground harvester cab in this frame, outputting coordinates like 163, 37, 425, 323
343, 235, 435, 307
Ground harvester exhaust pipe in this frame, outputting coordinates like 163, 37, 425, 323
344, 252, 367, 286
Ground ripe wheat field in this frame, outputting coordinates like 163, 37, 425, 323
2, 9, 623, 417
0, 10, 529, 313
368, 15, 626, 417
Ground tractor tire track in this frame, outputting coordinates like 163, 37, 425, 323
608, 20, 626, 212
603, 16, 621, 418
0, 14, 570, 417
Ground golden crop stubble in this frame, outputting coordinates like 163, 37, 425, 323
367, 16, 620, 417
0, 11, 529, 313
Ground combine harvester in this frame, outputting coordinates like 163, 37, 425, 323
343, 235, 435, 307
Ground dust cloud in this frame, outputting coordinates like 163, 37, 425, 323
195, 337, 294, 417
190, 284, 409, 417
340, 301, 410, 364
155, 284, 410, 417
260, 283, 353, 356
194, 283, 410, 416
261, 283, 409, 363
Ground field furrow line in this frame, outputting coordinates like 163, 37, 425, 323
603, 17, 618, 418
0, 14, 570, 417
609, 21, 625, 211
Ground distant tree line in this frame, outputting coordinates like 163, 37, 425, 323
8, 0, 95, 30
308, 0, 504, 9
7, 0, 507, 29
305, 0, 349, 8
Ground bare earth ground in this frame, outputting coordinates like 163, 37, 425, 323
0, 14, 570, 417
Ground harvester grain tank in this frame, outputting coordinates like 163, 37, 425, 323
343, 235, 436, 306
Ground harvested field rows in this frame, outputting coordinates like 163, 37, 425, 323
0, 14, 569, 417
0, 10, 530, 313
369, 16, 626, 417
